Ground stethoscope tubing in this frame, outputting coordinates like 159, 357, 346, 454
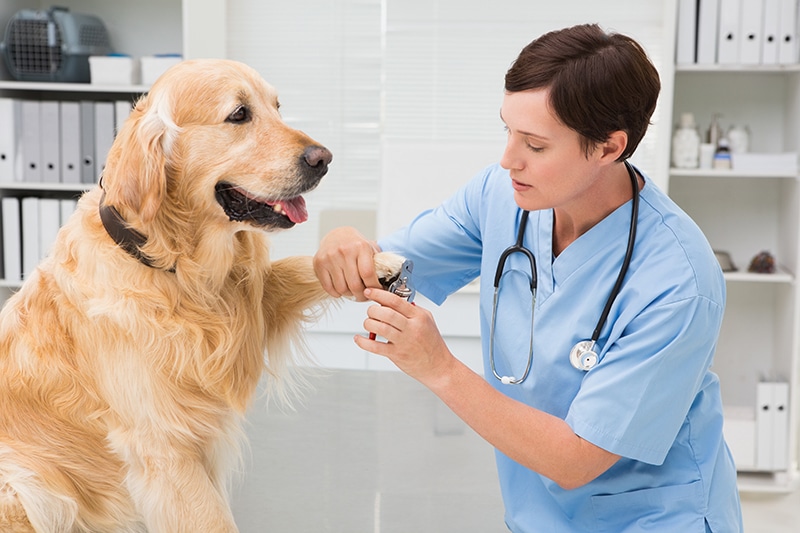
590, 161, 639, 344
490, 160, 640, 384
493, 210, 536, 291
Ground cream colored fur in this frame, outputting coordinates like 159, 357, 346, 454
0, 59, 402, 533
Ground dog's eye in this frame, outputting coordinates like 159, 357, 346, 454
226, 105, 251, 124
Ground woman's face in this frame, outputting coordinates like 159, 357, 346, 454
499, 89, 601, 212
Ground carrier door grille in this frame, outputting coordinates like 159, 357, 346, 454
7, 19, 63, 75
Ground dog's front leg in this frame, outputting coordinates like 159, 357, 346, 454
122, 451, 238, 533
266, 252, 406, 312
263, 252, 406, 337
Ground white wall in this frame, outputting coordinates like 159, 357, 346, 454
0, 2, 674, 261
226, 0, 675, 259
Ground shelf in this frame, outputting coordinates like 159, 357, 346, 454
0, 80, 150, 94
0, 182, 92, 193
737, 471, 800, 494
676, 64, 800, 73
670, 168, 798, 179
724, 269, 794, 284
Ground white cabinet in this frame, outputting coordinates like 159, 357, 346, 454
667, 64, 800, 491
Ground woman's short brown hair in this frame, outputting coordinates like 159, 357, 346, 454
504, 24, 660, 161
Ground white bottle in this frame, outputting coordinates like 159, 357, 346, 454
672, 112, 701, 169
706, 113, 723, 146
727, 124, 750, 153
713, 138, 733, 170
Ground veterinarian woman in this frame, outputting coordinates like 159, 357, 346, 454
313, 24, 742, 532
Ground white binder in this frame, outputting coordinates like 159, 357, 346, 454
21, 197, 40, 279
0, 98, 22, 183
762, 0, 781, 63
20, 101, 42, 183
115, 99, 133, 135
771, 382, 789, 470
739, 0, 765, 64
0, 199, 3, 280
1, 196, 21, 282
698, 0, 722, 64
60, 102, 82, 184
80, 101, 95, 184
60, 198, 78, 226
755, 381, 774, 470
94, 101, 115, 182
778, 0, 799, 63
718, 0, 743, 64
677, 0, 699, 64
38, 198, 61, 260
40, 101, 61, 183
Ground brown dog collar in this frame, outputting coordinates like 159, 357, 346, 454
98, 188, 175, 273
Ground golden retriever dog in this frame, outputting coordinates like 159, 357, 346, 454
0, 59, 402, 532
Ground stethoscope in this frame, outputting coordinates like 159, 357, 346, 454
489, 160, 640, 385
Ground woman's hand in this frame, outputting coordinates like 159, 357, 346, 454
355, 288, 454, 388
313, 227, 382, 302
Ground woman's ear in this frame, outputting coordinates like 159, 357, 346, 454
598, 130, 628, 165
101, 94, 171, 224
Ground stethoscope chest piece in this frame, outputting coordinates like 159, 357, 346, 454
569, 340, 598, 371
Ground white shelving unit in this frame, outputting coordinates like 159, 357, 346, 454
0, 80, 152, 93
0, 0, 224, 301
667, 20, 800, 492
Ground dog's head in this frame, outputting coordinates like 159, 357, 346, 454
102, 59, 331, 231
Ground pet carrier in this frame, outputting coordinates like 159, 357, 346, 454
0, 6, 112, 82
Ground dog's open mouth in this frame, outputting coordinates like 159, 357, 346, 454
214, 182, 307, 229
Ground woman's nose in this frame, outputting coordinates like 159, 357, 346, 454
499, 137, 521, 171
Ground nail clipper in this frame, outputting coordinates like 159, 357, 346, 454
370, 259, 415, 340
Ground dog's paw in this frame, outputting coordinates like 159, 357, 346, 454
374, 251, 407, 289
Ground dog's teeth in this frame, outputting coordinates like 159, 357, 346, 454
273, 204, 284, 214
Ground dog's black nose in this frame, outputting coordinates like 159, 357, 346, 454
302, 146, 333, 177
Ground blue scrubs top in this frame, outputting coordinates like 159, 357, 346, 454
379, 163, 743, 532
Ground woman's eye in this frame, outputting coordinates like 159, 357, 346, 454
504, 126, 543, 152
226, 105, 251, 124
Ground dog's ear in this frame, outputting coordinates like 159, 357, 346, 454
102, 93, 178, 224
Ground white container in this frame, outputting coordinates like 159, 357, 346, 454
727, 124, 750, 153
699, 143, 716, 169
672, 112, 701, 169
730, 152, 799, 174
723, 406, 756, 470
89, 55, 140, 85
141, 55, 183, 85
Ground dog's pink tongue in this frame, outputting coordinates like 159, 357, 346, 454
279, 197, 308, 224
